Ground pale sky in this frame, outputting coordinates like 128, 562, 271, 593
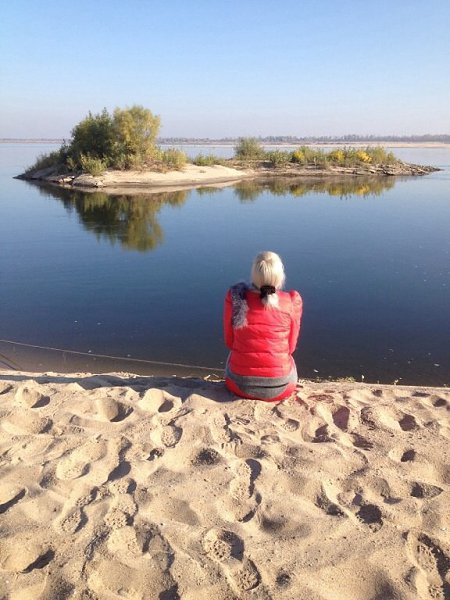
1, 0, 449, 138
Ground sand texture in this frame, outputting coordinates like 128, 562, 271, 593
0, 370, 449, 600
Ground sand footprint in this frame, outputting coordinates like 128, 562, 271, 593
2, 410, 52, 435
0, 536, 54, 573
56, 454, 90, 481
0, 382, 13, 395
362, 405, 401, 433
0, 484, 27, 515
272, 405, 300, 432
399, 413, 419, 432
191, 447, 221, 466
232, 559, 261, 593
104, 493, 137, 532
313, 424, 333, 443
87, 559, 147, 600
107, 525, 146, 566
331, 405, 351, 431
55, 486, 100, 534
229, 460, 258, 499
203, 528, 243, 562
211, 413, 242, 448
410, 481, 443, 499
355, 503, 383, 532
388, 446, 418, 464
57, 508, 86, 534
95, 397, 133, 422
315, 483, 346, 518
220, 459, 261, 522
14, 384, 50, 408
431, 395, 449, 409
401, 449, 416, 462
351, 432, 374, 450
406, 531, 450, 600
89, 521, 178, 599
203, 528, 261, 593
138, 388, 181, 415
360, 406, 377, 430
160, 423, 183, 448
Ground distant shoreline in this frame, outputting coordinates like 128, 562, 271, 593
2, 139, 450, 149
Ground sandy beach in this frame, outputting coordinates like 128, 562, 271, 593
0, 370, 449, 599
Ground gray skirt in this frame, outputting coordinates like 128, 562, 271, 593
225, 355, 297, 400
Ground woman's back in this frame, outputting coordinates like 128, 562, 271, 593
223, 251, 303, 401
224, 287, 302, 377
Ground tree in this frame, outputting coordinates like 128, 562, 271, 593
112, 105, 161, 168
66, 105, 161, 170
69, 108, 115, 165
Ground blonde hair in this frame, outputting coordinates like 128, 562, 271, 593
251, 251, 286, 308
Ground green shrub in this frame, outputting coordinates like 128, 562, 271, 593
290, 146, 328, 166
68, 108, 115, 168
290, 149, 306, 164
328, 149, 346, 163
65, 105, 160, 171
112, 105, 160, 166
365, 146, 398, 165
192, 153, 225, 166
266, 150, 291, 167
24, 147, 68, 175
326, 146, 399, 167
161, 148, 187, 170
234, 137, 265, 160
79, 154, 108, 176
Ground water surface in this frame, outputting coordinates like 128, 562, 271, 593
1, 144, 449, 384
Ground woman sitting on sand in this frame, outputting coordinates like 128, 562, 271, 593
223, 251, 302, 401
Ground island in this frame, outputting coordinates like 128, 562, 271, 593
16, 106, 439, 193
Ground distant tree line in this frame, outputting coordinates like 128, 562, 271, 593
159, 134, 450, 144
6, 133, 450, 145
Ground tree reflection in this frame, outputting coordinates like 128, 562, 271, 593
35, 175, 397, 252
233, 176, 396, 202
37, 185, 188, 251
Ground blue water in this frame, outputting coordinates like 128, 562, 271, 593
1, 144, 449, 384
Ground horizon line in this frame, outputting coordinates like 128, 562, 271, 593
2, 134, 450, 144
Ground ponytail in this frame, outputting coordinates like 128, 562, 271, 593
251, 251, 285, 310
259, 284, 279, 308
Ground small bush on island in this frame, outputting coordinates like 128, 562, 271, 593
327, 146, 399, 167
290, 148, 306, 164
293, 146, 328, 167
160, 148, 187, 170
192, 154, 226, 166
266, 150, 291, 167
23, 147, 69, 175
234, 137, 265, 160
79, 154, 109, 176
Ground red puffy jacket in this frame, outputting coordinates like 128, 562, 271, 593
223, 287, 303, 400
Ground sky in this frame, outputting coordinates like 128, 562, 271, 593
1, 0, 449, 138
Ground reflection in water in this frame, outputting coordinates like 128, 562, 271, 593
38, 185, 189, 251
233, 176, 396, 202
37, 176, 396, 252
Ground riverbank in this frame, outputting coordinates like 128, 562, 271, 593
18, 160, 439, 193
0, 369, 448, 599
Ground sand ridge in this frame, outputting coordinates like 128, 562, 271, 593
0, 371, 449, 599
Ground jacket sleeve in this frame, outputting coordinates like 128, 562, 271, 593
288, 291, 303, 353
223, 289, 234, 349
